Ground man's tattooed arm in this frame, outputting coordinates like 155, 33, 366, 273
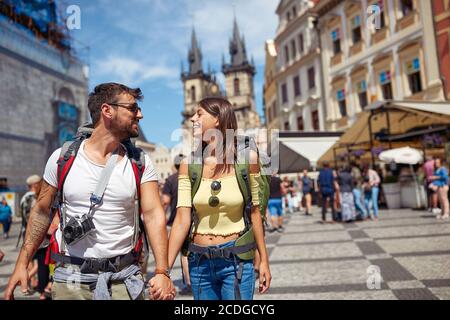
17, 181, 57, 266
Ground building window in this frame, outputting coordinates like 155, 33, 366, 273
297, 116, 304, 131
287, 11, 291, 22
356, 80, 368, 109
234, 78, 240, 96
380, 70, 393, 100
406, 57, 422, 94
284, 121, 290, 131
308, 67, 315, 89
281, 83, 288, 104
292, 5, 297, 17
284, 45, 290, 64
337, 89, 347, 117
400, 0, 413, 16
293, 76, 301, 97
291, 39, 297, 59
191, 86, 196, 102
298, 33, 304, 54
375, 0, 386, 29
312, 110, 320, 131
351, 15, 362, 44
331, 28, 341, 55
272, 102, 277, 120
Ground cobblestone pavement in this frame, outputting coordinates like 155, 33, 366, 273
1, 207, 450, 300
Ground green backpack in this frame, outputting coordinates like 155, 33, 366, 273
183, 137, 271, 260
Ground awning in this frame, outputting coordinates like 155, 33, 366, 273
318, 100, 450, 166
276, 132, 342, 173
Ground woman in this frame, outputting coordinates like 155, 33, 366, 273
0, 197, 12, 239
430, 158, 449, 219
301, 170, 312, 215
337, 166, 356, 222
363, 165, 381, 221
168, 97, 271, 300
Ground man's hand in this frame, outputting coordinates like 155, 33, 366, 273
3, 265, 30, 300
148, 275, 176, 300
258, 261, 271, 294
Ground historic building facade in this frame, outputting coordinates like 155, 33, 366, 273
315, 0, 445, 131
180, 20, 261, 149
265, 0, 325, 133
0, 2, 89, 191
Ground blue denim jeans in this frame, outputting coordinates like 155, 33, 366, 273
364, 186, 380, 218
188, 240, 255, 300
353, 188, 368, 218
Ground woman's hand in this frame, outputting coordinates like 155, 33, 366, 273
258, 261, 271, 294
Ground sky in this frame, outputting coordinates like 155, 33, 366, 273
65, 0, 279, 147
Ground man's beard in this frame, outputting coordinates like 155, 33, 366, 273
111, 120, 139, 140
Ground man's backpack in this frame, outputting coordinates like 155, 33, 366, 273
45, 123, 147, 264
183, 136, 271, 260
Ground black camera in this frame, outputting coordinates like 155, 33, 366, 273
63, 214, 95, 245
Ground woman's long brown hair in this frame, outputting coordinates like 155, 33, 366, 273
198, 97, 237, 172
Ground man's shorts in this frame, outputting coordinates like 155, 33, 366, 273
268, 198, 283, 217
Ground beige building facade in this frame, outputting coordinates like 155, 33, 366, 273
315, 0, 445, 131
263, 40, 279, 131
269, 0, 326, 133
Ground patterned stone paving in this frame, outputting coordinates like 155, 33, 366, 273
1, 208, 449, 300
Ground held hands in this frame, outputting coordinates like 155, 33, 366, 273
258, 261, 271, 294
148, 274, 176, 300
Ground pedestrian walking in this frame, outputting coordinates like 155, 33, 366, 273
337, 166, 356, 222
0, 197, 12, 239
430, 158, 449, 219
268, 174, 286, 232
167, 97, 271, 300
424, 156, 439, 213
318, 162, 337, 223
4, 82, 175, 300
363, 165, 381, 221
351, 163, 367, 220
301, 170, 313, 216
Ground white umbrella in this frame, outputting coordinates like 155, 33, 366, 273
379, 147, 423, 165
379, 147, 424, 208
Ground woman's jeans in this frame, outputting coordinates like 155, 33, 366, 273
353, 188, 368, 218
188, 240, 255, 300
364, 186, 380, 218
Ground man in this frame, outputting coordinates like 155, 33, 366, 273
268, 174, 286, 232
161, 154, 191, 295
20, 175, 51, 300
318, 161, 336, 223
19, 175, 42, 243
5, 83, 174, 300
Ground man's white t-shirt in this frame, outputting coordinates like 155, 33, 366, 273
43, 140, 158, 259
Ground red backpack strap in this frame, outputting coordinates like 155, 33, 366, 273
49, 138, 84, 256
123, 140, 147, 253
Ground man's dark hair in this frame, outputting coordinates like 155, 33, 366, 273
322, 161, 330, 168
88, 82, 143, 125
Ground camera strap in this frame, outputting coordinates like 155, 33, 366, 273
88, 146, 121, 216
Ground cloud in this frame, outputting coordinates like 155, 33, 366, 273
95, 56, 179, 86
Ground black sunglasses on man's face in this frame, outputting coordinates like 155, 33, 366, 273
108, 102, 141, 115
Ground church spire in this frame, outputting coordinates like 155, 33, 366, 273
222, 16, 255, 75
187, 27, 203, 75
